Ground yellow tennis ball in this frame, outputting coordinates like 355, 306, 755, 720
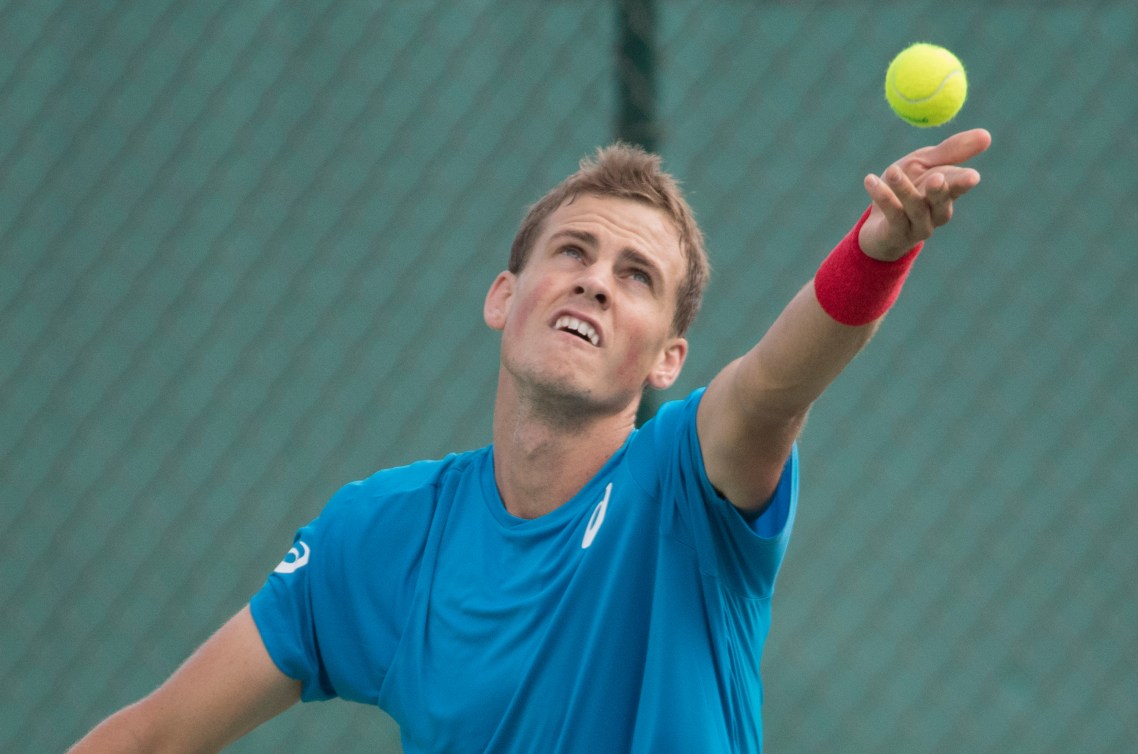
885, 43, 967, 127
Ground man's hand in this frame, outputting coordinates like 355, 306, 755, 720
859, 128, 992, 261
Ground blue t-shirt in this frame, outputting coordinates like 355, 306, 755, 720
251, 388, 798, 753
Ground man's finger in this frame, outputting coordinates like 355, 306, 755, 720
908, 128, 993, 170
912, 166, 981, 199
885, 165, 934, 237
864, 171, 906, 225
926, 174, 953, 227
946, 167, 982, 199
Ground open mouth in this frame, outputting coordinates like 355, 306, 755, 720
554, 315, 600, 347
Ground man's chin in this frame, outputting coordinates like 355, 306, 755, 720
513, 371, 638, 423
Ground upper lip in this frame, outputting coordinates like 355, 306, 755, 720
550, 310, 603, 347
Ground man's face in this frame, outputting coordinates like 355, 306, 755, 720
484, 194, 688, 417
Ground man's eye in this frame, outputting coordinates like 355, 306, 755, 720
560, 246, 584, 259
630, 269, 652, 286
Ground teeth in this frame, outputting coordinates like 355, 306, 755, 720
555, 315, 599, 346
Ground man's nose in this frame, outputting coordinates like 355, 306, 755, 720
574, 269, 611, 308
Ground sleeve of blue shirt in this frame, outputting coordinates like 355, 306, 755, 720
249, 462, 446, 705
249, 484, 354, 702
644, 387, 798, 599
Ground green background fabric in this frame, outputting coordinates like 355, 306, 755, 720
3, 1, 1135, 751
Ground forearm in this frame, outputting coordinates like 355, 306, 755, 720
699, 278, 883, 510
731, 280, 880, 421
68, 607, 300, 754
69, 695, 238, 754
69, 702, 157, 754
698, 223, 907, 509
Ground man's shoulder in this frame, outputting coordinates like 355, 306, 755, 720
320, 447, 490, 526
649, 387, 705, 428
627, 389, 704, 455
361, 446, 488, 493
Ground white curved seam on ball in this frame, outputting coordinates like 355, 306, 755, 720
888, 69, 964, 104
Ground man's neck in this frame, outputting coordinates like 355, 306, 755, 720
491, 381, 638, 520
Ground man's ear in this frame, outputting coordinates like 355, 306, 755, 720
483, 271, 515, 331
646, 337, 688, 390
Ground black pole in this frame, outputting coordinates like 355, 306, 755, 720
616, 0, 661, 426
616, 0, 658, 154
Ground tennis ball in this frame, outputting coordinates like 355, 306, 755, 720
885, 43, 967, 127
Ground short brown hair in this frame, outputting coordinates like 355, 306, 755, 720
509, 143, 710, 336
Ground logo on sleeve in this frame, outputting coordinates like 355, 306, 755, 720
273, 541, 310, 574
581, 483, 612, 549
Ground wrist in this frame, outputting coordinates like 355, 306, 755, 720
813, 206, 923, 326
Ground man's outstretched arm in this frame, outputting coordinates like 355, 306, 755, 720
698, 128, 992, 516
68, 605, 300, 754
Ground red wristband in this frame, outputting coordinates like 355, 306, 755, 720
813, 206, 923, 326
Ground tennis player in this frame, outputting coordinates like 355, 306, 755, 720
70, 128, 991, 753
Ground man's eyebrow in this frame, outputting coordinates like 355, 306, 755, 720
620, 247, 663, 278
549, 229, 598, 247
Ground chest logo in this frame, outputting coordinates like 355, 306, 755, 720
273, 541, 311, 574
581, 483, 613, 549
